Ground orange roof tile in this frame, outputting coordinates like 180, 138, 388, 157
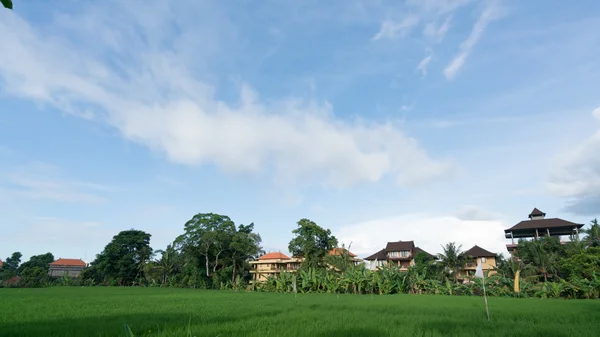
258, 252, 290, 260
50, 258, 87, 267
328, 248, 357, 257
0, 259, 3, 268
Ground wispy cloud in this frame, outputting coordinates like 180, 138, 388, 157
423, 15, 452, 41
372, 16, 420, 40
1, 162, 112, 203
443, 1, 503, 80
0, 4, 453, 189
417, 54, 433, 76
546, 107, 600, 214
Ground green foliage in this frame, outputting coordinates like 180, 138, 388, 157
19, 266, 51, 288
2, 287, 600, 336
89, 229, 153, 285
18, 252, 54, 274
288, 218, 338, 270
1, 0, 13, 10
585, 218, 600, 247
437, 242, 466, 282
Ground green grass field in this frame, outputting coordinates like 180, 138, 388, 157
1, 288, 599, 337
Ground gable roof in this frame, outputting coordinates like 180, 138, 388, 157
464, 245, 495, 257
49, 258, 87, 267
414, 247, 436, 259
364, 248, 387, 261
328, 248, 357, 257
385, 240, 415, 251
257, 252, 290, 260
529, 208, 546, 218
505, 218, 584, 232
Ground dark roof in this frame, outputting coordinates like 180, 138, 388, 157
364, 248, 387, 261
464, 245, 495, 257
528, 208, 546, 218
505, 218, 584, 232
385, 240, 415, 251
414, 247, 436, 259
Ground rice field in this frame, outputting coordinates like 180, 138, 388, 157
0, 287, 599, 337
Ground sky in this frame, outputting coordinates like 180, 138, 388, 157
1, 0, 599, 263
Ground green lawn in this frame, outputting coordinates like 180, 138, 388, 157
0, 287, 599, 337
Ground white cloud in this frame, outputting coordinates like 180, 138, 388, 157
443, 1, 503, 80
453, 205, 502, 221
417, 54, 433, 75
0, 5, 453, 188
424, 16, 452, 41
546, 108, 600, 214
336, 212, 508, 258
372, 16, 420, 40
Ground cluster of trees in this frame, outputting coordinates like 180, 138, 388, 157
3, 213, 600, 299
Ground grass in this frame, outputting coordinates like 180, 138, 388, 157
1, 287, 599, 337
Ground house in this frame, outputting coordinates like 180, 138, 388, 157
249, 252, 301, 282
504, 208, 584, 255
48, 258, 87, 277
459, 245, 497, 279
249, 248, 362, 282
363, 240, 435, 271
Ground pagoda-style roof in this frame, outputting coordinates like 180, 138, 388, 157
504, 218, 584, 238
464, 245, 495, 258
528, 208, 546, 218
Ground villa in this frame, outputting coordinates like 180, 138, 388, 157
48, 258, 87, 277
504, 208, 584, 255
249, 248, 362, 282
363, 240, 435, 271
459, 245, 497, 279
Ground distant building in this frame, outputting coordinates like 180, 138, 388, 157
249, 248, 362, 282
48, 258, 87, 277
249, 252, 301, 282
363, 240, 435, 271
504, 208, 584, 255
0, 259, 3, 270
459, 245, 497, 279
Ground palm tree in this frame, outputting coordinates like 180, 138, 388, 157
155, 243, 178, 286
437, 242, 466, 282
584, 218, 600, 247
527, 241, 559, 282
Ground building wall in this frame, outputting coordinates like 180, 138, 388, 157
48, 266, 84, 277
459, 256, 497, 278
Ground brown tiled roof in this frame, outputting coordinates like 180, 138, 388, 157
385, 240, 415, 251
464, 245, 495, 257
0, 259, 3, 268
257, 252, 290, 260
328, 248, 357, 257
49, 258, 87, 267
528, 208, 546, 218
364, 248, 387, 261
5, 276, 20, 285
505, 218, 584, 232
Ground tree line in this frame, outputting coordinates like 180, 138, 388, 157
2, 214, 600, 299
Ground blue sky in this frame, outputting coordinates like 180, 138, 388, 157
1, 0, 599, 262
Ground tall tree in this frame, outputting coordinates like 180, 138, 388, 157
4, 252, 22, 273
18, 253, 54, 274
175, 213, 236, 277
288, 218, 338, 270
585, 218, 600, 247
155, 243, 180, 286
437, 242, 465, 282
229, 223, 262, 283
91, 229, 153, 285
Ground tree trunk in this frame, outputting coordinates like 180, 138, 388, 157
232, 260, 237, 284
205, 255, 210, 277
213, 250, 222, 273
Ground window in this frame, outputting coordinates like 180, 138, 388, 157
388, 251, 410, 258
481, 257, 487, 263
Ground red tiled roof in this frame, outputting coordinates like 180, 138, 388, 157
0, 259, 3, 268
5, 276, 20, 285
50, 258, 87, 267
258, 252, 290, 260
328, 248, 357, 257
